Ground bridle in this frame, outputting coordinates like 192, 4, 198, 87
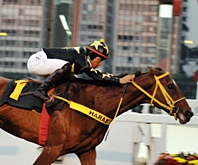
132, 72, 185, 119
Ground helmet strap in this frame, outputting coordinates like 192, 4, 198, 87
87, 46, 108, 60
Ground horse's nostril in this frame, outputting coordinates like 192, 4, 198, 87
185, 110, 194, 118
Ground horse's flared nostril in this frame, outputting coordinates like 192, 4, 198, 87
185, 110, 194, 118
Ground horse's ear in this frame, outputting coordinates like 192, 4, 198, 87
147, 66, 152, 71
147, 66, 155, 74
147, 66, 161, 76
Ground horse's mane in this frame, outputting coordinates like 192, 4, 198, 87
70, 78, 119, 87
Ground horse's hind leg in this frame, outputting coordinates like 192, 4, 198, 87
33, 145, 63, 165
77, 149, 96, 165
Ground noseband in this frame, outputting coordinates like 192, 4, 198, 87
132, 72, 185, 119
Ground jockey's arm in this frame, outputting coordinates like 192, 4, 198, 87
83, 67, 135, 84
75, 54, 135, 84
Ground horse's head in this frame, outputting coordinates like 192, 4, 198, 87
133, 67, 194, 124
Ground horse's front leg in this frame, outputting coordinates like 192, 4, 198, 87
33, 110, 66, 165
33, 144, 63, 165
77, 149, 96, 165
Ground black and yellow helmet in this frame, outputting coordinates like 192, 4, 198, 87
87, 39, 109, 60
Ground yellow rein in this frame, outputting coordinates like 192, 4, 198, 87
132, 72, 185, 118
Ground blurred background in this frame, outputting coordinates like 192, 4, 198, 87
0, 0, 198, 99
0, 1, 198, 164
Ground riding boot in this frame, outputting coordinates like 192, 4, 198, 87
33, 63, 71, 103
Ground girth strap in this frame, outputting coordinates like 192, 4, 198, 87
54, 95, 112, 125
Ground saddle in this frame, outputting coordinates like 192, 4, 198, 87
0, 78, 67, 115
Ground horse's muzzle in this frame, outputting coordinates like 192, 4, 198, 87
178, 109, 194, 124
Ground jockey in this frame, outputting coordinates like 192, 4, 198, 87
27, 39, 135, 103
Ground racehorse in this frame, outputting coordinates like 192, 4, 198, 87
0, 67, 194, 165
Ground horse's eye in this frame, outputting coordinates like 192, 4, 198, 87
168, 84, 174, 90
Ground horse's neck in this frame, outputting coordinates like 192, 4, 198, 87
116, 85, 146, 114
69, 81, 125, 113
0, 76, 10, 97
117, 75, 155, 115
69, 77, 153, 118
94, 84, 148, 118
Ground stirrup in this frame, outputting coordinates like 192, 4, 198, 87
45, 95, 54, 103
33, 90, 50, 102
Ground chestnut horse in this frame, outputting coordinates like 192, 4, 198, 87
0, 67, 194, 165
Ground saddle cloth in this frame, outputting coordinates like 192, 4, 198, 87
0, 79, 64, 115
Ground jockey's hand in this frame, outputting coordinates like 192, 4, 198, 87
119, 74, 135, 84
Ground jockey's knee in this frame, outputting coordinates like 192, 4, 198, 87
57, 63, 72, 79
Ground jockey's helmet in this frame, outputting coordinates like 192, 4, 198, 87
87, 39, 109, 61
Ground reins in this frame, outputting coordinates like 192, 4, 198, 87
104, 84, 128, 140
132, 72, 185, 119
